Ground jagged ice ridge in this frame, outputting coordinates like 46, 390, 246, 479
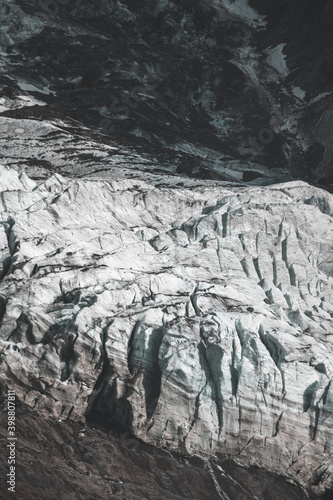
0, 165, 333, 496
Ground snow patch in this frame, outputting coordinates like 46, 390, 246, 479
309, 91, 333, 104
265, 44, 289, 77
0, 95, 46, 113
16, 82, 56, 95
216, 0, 266, 28
17, 95, 46, 107
292, 86, 306, 100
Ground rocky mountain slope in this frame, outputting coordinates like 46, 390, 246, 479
0, 0, 332, 187
0, 1, 333, 499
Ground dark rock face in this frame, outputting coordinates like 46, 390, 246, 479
0, 0, 331, 187
249, 0, 333, 185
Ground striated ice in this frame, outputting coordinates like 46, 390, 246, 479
0, 166, 332, 496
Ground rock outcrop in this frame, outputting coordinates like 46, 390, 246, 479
1, 165, 332, 497
1, 0, 333, 188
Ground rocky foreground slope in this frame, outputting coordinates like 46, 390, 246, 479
0, 165, 332, 497
0, 398, 310, 500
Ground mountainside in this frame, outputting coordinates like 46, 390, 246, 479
1, 1, 333, 499
0, 0, 333, 187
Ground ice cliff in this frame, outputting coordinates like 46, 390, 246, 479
1, 165, 332, 496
